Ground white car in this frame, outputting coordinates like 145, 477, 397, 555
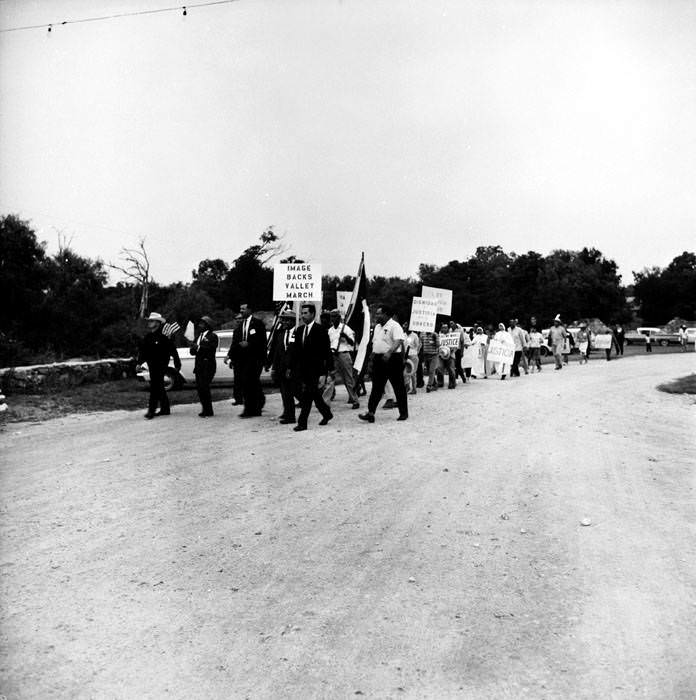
137, 330, 237, 390
685, 328, 696, 344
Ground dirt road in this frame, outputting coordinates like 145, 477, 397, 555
1, 353, 695, 699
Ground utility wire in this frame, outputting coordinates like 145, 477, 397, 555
0, 0, 240, 33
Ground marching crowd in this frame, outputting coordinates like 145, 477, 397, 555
136, 305, 682, 429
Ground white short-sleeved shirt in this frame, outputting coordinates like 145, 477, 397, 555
372, 318, 404, 354
328, 324, 355, 352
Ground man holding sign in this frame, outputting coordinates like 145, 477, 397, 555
438, 322, 458, 389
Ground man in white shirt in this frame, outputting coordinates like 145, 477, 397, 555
328, 309, 360, 408
359, 305, 408, 423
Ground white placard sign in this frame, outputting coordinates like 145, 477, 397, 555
461, 345, 478, 368
593, 334, 613, 350
486, 339, 515, 364
439, 332, 461, 349
422, 285, 453, 316
409, 297, 439, 333
273, 263, 322, 301
336, 291, 351, 318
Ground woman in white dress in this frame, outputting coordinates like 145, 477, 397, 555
469, 326, 488, 378
492, 323, 514, 380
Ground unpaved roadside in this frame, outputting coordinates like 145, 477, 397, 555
1, 354, 695, 699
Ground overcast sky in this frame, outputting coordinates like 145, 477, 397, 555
1, 0, 695, 286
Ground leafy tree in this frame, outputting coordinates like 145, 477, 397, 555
191, 258, 229, 307
42, 244, 108, 358
634, 251, 696, 323
0, 215, 50, 337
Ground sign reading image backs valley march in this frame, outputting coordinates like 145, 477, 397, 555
273, 263, 322, 301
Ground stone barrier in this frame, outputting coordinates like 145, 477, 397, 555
0, 358, 137, 394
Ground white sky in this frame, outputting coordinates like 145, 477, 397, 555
1, 0, 695, 286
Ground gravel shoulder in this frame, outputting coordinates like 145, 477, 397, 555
1, 353, 695, 699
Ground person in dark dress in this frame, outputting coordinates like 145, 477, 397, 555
137, 312, 181, 419
190, 315, 219, 417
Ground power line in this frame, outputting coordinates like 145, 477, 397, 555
0, 0, 240, 34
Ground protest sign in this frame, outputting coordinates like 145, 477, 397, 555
486, 339, 515, 364
336, 291, 351, 318
421, 285, 452, 316
593, 334, 613, 350
273, 263, 322, 302
461, 345, 478, 369
439, 332, 461, 349
409, 297, 439, 333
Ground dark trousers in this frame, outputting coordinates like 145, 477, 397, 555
297, 379, 332, 428
416, 350, 424, 388
279, 376, 296, 420
617, 341, 624, 355
511, 350, 522, 376
368, 354, 408, 418
241, 363, 264, 414
232, 360, 243, 403
195, 370, 215, 415
148, 369, 170, 414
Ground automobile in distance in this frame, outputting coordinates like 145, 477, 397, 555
136, 329, 236, 390
686, 328, 696, 344
625, 327, 682, 347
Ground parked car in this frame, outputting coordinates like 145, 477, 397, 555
137, 330, 236, 390
685, 328, 696, 344
625, 327, 681, 347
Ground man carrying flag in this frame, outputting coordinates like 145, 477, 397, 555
343, 252, 371, 378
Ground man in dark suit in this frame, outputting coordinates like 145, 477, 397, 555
137, 312, 181, 419
268, 309, 297, 424
225, 302, 267, 417
190, 315, 219, 417
291, 304, 333, 432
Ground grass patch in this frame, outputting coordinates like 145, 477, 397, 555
657, 374, 696, 395
0, 379, 235, 424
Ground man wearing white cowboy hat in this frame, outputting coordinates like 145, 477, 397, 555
137, 312, 182, 419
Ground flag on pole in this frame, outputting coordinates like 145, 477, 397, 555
162, 321, 180, 338
344, 252, 370, 373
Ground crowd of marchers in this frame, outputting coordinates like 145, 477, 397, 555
136, 308, 692, 428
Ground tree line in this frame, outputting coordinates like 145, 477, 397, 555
1, 213, 694, 366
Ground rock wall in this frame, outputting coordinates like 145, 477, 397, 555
0, 358, 137, 394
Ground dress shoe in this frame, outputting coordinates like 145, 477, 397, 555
155, 410, 170, 416
397, 414, 408, 421
358, 412, 375, 423
144, 412, 155, 420
351, 402, 360, 409
318, 413, 333, 426
293, 424, 307, 432
198, 412, 213, 417
409, 389, 417, 395
279, 418, 296, 424
382, 399, 396, 409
